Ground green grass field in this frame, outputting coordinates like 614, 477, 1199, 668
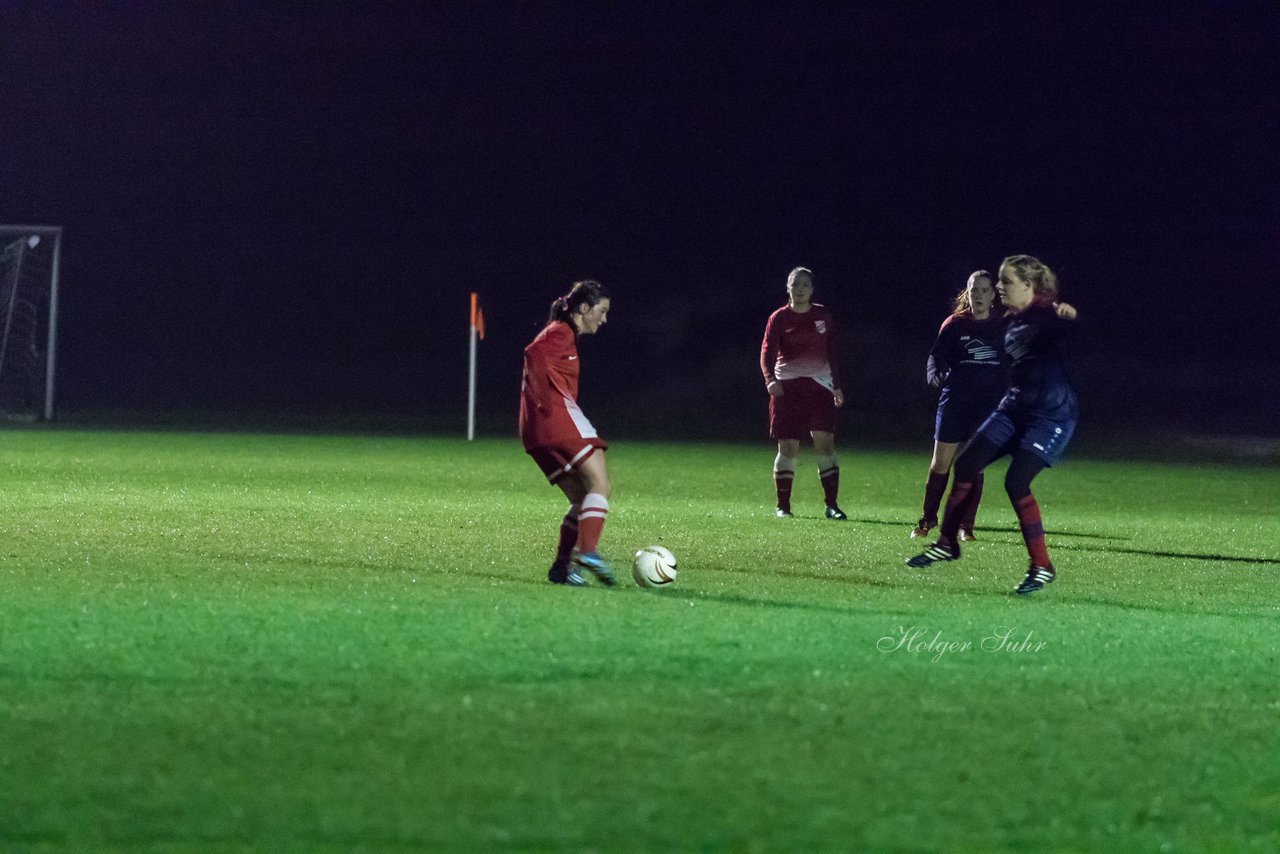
2, 428, 1277, 851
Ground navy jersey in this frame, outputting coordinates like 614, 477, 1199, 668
926, 311, 1006, 404
997, 300, 1079, 421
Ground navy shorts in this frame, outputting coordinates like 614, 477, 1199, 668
934, 393, 1002, 444
769, 378, 837, 440
974, 410, 1076, 465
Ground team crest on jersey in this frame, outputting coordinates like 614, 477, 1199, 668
815, 320, 827, 334
965, 338, 998, 361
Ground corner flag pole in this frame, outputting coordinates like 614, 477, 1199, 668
467, 293, 484, 440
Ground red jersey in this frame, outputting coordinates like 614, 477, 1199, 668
519, 320, 601, 450
760, 303, 842, 391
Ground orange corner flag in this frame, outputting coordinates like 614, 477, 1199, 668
470, 292, 485, 340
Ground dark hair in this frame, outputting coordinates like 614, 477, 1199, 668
952, 269, 993, 315
548, 279, 610, 324
787, 266, 813, 286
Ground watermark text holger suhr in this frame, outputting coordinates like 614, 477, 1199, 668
878, 626, 1047, 663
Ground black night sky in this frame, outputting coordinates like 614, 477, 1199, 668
5, 2, 1278, 439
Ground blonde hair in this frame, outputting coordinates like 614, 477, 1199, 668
1000, 255, 1058, 299
952, 269, 992, 316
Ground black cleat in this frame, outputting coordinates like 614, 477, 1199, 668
905, 542, 960, 568
1014, 563, 1056, 595
775, 507, 793, 518
548, 562, 587, 586
958, 526, 977, 542
824, 505, 848, 521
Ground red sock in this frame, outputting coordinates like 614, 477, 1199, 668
1012, 494, 1052, 567
937, 480, 975, 547
555, 505, 579, 564
961, 472, 984, 530
576, 493, 608, 554
774, 471, 794, 512
921, 470, 949, 523
819, 465, 839, 507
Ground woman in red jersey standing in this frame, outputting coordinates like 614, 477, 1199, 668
760, 266, 847, 520
519, 280, 616, 586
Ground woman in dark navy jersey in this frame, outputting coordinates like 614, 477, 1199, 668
911, 270, 1005, 541
907, 255, 1079, 595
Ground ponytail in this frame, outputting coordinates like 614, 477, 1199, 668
1001, 255, 1059, 300
548, 279, 610, 324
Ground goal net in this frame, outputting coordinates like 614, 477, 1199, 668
0, 226, 62, 420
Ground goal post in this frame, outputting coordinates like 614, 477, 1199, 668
0, 225, 62, 420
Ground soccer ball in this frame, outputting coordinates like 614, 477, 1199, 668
632, 545, 677, 588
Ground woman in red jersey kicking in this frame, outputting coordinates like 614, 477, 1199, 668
519, 280, 616, 586
910, 270, 1006, 541
760, 266, 847, 520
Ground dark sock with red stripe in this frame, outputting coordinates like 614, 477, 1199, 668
937, 480, 975, 548
1013, 493, 1052, 567
921, 470, 949, 523
961, 472, 984, 529
555, 505, 579, 565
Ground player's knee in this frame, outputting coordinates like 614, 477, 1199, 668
930, 443, 956, 474
953, 455, 982, 483
586, 472, 611, 499
1004, 468, 1032, 501
1004, 453, 1044, 501
561, 481, 587, 504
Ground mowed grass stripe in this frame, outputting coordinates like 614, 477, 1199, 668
1, 429, 1277, 850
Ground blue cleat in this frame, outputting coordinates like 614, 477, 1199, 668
571, 550, 616, 586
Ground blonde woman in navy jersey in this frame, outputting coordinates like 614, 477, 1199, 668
911, 270, 1006, 540
760, 267, 847, 520
907, 256, 1080, 595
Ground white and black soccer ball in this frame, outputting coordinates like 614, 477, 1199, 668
632, 545, 677, 588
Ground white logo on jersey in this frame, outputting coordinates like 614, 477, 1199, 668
567, 355, 578, 360
815, 320, 827, 334
965, 339, 998, 361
